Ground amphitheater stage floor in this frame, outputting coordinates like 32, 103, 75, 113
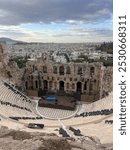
36, 95, 80, 120
38, 95, 77, 111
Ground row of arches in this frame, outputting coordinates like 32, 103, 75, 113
32, 65, 95, 75
53, 66, 95, 75
25, 80, 91, 93
42, 66, 71, 75
53, 66, 71, 75
58, 81, 82, 91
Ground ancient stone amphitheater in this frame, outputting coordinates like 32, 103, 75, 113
0, 43, 113, 150
0, 78, 113, 144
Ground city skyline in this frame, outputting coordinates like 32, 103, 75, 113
0, 0, 113, 43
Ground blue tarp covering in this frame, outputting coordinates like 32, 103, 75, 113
47, 97, 57, 102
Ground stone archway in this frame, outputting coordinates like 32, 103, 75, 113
35, 80, 38, 89
25, 81, 28, 89
43, 80, 48, 90
59, 66, 64, 75
77, 82, 82, 93
59, 81, 64, 91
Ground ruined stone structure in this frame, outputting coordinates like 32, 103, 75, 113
0, 43, 9, 70
0, 44, 113, 101
24, 53, 113, 101
0, 43, 23, 85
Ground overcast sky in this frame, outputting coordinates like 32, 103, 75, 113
0, 0, 113, 43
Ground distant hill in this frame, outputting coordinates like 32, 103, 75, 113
96, 42, 113, 54
0, 37, 24, 44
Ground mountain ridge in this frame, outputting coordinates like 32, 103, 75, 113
0, 37, 24, 43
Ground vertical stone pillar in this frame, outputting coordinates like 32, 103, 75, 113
57, 66, 59, 75
81, 82, 84, 93
48, 81, 49, 91
51, 81, 54, 91
88, 79, 90, 94
57, 81, 59, 91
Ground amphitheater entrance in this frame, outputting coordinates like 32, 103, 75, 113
77, 82, 82, 93
43, 80, 48, 90
25, 81, 28, 89
59, 81, 64, 91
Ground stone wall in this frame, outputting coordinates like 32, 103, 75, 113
0, 43, 23, 86
23, 54, 113, 101
102, 66, 113, 97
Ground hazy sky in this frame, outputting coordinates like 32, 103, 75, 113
0, 0, 113, 43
